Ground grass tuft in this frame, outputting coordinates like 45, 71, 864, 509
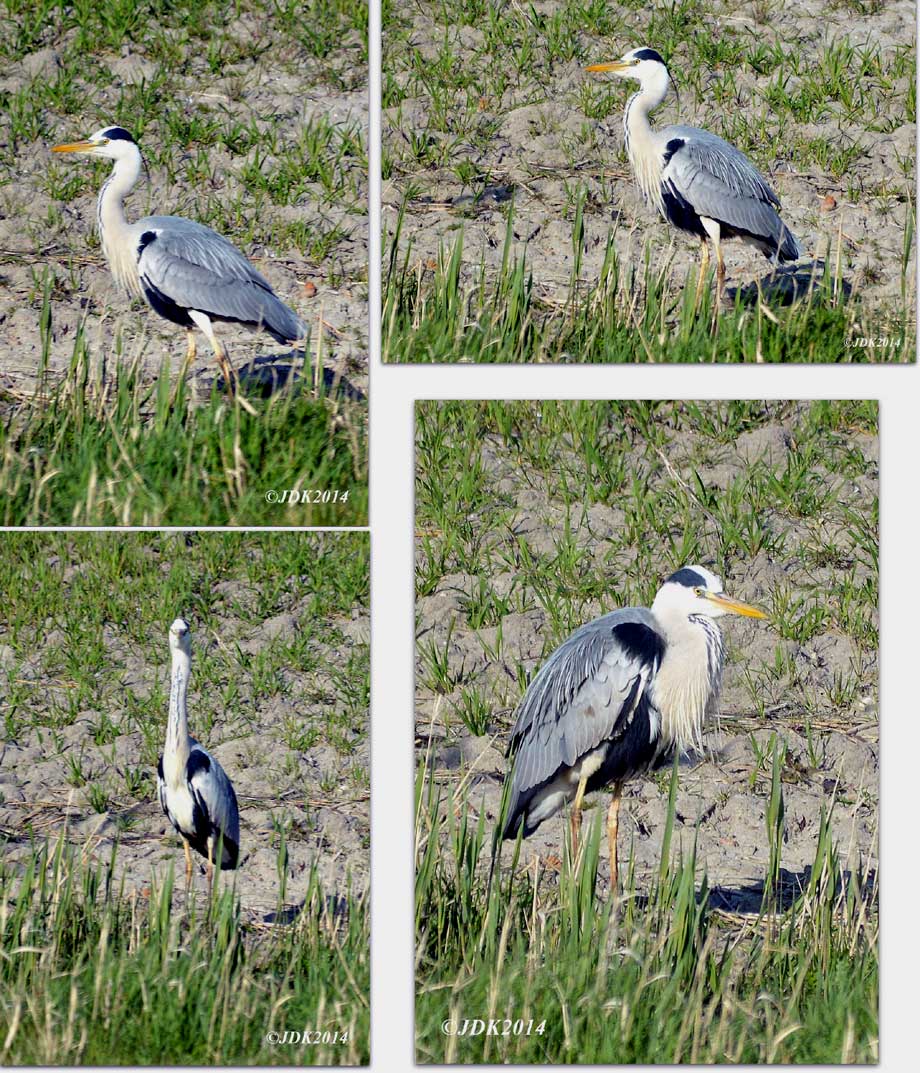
415, 761, 878, 1063
0, 837, 369, 1065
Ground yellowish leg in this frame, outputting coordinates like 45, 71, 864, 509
212, 337, 236, 392
607, 784, 622, 892
206, 837, 215, 895
183, 838, 193, 889
171, 330, 198, 407
714, 241, 726, 310
188, 309, 257, 414
213, 338, 258, 415
570, 775, 588, 860
693, 239, 710, 312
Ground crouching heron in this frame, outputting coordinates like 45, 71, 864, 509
502, 566, 767, 889
586, 49, 801, 306
52, 127, 306, 389
157, 618, 240, 888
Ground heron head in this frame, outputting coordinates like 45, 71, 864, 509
586, 47, 672, 94
168, 617, 192, 653
51, 126, 138, 160
653, 565, 767, 621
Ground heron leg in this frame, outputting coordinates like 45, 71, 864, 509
699, 217, 725, 315
213, 338, 236, 393
715, 246, 726, 308
570, 775, 588, 859
188, 309, 238, 395
607, 784, 622, 892
171, 330, 198, 408
693, 239, 710, 312
183, 838, 193, 889
206, 836, 215, 895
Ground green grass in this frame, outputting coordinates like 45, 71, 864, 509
0, 532, 370, 1062
0, 281, 367, 525
416, 399, 878, 657
0, 0, 368, 259
415, 754, 877, 1063
0, 531, 370, 749
0, 837, 369, 1065
385, 202, 913, 363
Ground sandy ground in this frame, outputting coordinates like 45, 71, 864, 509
385, 0, 914, 343
0, 17, 368, 399
0, 574, 369, 920
415, 409, 879, 904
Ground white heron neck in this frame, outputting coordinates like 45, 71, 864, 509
651, 612, 724, 753
165, 648, 192, 774
97, 151, 143, 298
624, 85, 668, 216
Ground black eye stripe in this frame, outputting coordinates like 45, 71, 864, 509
632, 48, 666, 66
100, 126, 136, 143
666, 567, 708, 589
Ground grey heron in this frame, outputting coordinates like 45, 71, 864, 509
586, 48, 801, 306
502, 566, 766, 889
157, 618, 240, 888
51, 126, 306, 388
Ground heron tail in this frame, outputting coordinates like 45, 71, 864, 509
776, 221, 801, 263
261, 292, 308, 348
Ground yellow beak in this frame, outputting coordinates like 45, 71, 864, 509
585, 60, 633, 74
706, 592, 768, 619
51, 140, 97, 153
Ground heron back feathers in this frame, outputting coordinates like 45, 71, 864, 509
157, 744, 240, 869
503, 608, 665, 839
135, 217, 306, 343
657, 127, 801, 261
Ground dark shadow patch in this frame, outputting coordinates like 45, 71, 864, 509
727, 261, 853, 307
262, 893, 352, 928
707, 866, 876, 915
199, 350, 366, 403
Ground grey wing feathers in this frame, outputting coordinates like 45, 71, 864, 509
137, 216, 306, 343
663, 126, 779, 205
507, 608, 661, 803
188, 745, 240, 866
662, 128, 800, 258
156, 757, 169, 817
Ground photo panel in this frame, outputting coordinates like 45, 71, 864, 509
0, 1, 368, 525
415, 399, 878, 1062
0, 530, 369, 1064
383, 2, 914, 363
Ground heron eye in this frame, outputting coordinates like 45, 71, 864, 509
693, 587, 704, 597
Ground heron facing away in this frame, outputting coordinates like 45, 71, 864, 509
51, 127, 306, 388
586, 49, 801, 306
502, 566, 767, 889
157, 618, 240, 887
